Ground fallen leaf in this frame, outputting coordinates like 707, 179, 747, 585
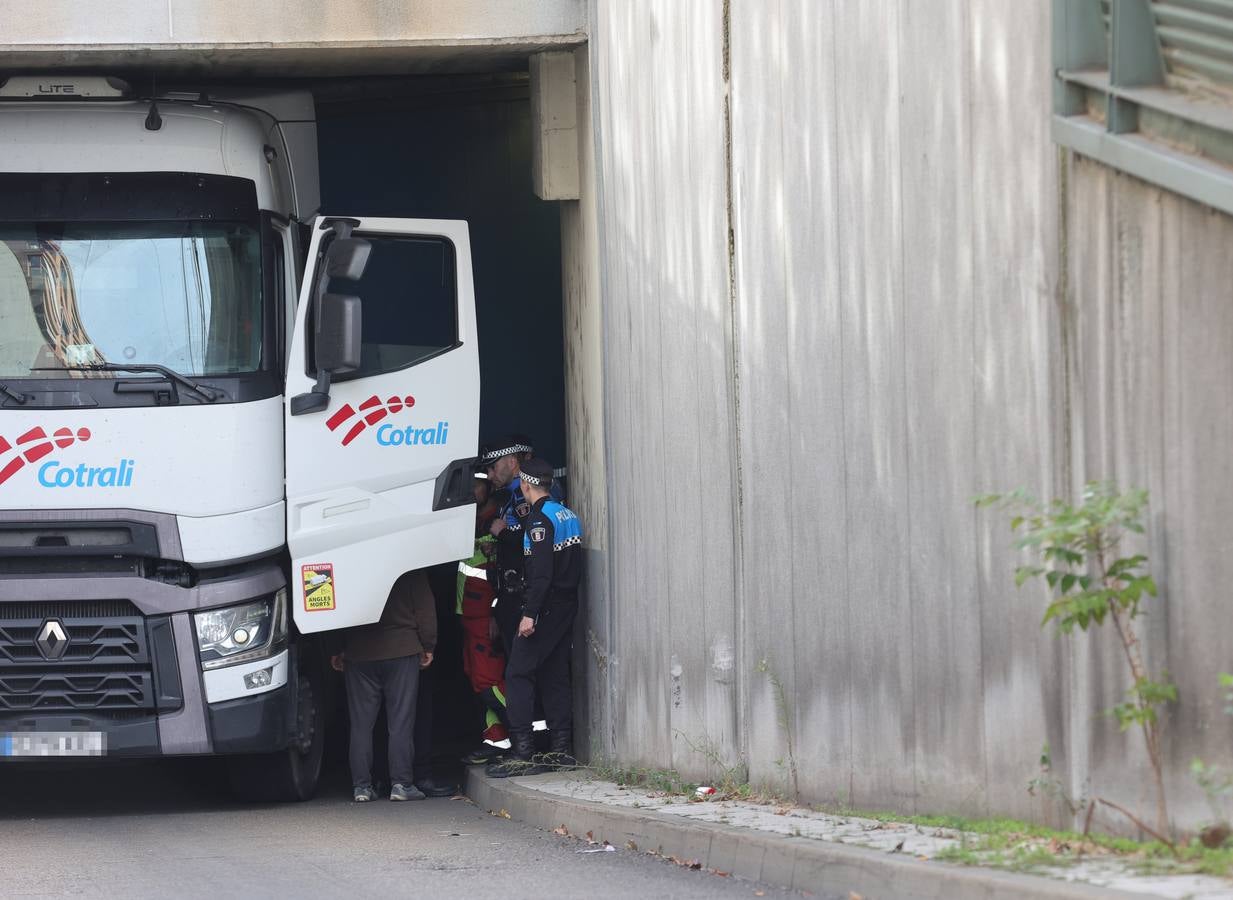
491, 808, 511, 819
916, 855, 929, 861
553, 826, 569, 836
849, 893, 864, 900
626, 840, 639, 851
586, 831, 594, 841
889, 840, 905, 854
754, 892, 766, 897
687, 860, 702, 870
714, 870, 730, 877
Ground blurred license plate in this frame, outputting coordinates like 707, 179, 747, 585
1, 732, 104, 757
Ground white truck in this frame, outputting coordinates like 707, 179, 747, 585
0, 75, 480, 798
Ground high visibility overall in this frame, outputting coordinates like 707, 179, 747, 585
456, 535, 508, 743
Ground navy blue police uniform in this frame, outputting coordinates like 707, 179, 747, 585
479, 436, 563, 657
487, 458, 582, 776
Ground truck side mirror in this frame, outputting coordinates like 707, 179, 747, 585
289, 236, 371, 416
324, 238, 372, 281
315, 293, 362, 374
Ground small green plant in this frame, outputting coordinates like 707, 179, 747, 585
1027, 743, 1084, 818
1191, 758, 1233, 825
671, 731, 754, 800
977, 482, 1176, 836
1188, 673, 1233, 849
755, 658, 800, 801
591, 763, 696, 796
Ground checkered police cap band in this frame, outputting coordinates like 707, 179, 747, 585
481, 444, 532, 465
520, 470, 546, 487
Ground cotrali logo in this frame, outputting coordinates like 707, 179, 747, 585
0, 426, 92, 488
326, 394, 417, 447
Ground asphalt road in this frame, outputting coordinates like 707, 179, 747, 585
0, 759, 800, 899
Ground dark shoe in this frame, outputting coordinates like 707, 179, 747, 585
414, 777, 458, 798
353, 786, 377, 802
461, 744, 504, 766
547, 729, 576, 770
486, 730, 550, 778
390, 782, 426, 802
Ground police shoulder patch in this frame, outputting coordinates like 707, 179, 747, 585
516, 502, 531, 518
530, 526, 548, 543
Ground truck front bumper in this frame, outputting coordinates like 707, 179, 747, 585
0, 676, 294, 759
208, 663, 295, 755
0, 582, 296, 759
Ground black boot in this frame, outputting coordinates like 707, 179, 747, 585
486, 730, 549, 778
460, 743, 504, 766
546, 728, 576, 770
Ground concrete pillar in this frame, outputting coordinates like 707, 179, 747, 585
531, 51, 581, 201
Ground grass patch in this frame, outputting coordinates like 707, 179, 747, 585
585, 762, 698, 797
572, 765, 1233, 881
816, 804, 1232, 878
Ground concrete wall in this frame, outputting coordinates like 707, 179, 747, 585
3, 0, 584, 45
580, 0, 1233, 830
0, 0, 585, 73
584, 0, 743, 781
560, 43, 614, 760
1065, 155, 1233, 828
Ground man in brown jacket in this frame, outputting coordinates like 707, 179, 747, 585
336, 569, 437, 802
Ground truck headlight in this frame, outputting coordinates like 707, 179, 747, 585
194, 588, 287, 671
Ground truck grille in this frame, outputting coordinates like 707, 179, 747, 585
0, 600, 155, 714
0, 671, 153, 712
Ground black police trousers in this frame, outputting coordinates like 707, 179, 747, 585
493, 591, 522, 659
505, 600, 576, 734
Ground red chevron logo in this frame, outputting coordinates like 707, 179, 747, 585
0, 426, 92, 488
324, 395, 416, 447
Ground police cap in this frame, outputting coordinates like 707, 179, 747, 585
519, 457, 554, 489
479, 434, 533, 468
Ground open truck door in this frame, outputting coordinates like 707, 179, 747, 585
285, 217, 479, 633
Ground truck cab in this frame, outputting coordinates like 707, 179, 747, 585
0, 76, 480, 798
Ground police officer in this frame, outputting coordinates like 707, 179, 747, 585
486, 458, 582, 777
478, 435, 532, 656
479, 435, 562, 657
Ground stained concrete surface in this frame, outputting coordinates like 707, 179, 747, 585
0, 759, 799, 899
518, 776, 1233, 900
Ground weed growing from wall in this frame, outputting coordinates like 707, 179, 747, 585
755, 658, 799, 802
977, 482, 1176, 838
1190, 673, 1233, 850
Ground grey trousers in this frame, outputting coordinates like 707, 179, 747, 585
345, 655, 420, 789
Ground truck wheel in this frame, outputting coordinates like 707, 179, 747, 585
227, 670, 325, 802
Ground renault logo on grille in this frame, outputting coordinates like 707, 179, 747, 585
35, 619, 69, 660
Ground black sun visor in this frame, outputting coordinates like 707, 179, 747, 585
0, 172, 259, 223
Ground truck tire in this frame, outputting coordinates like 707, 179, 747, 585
227, 668, 325, 802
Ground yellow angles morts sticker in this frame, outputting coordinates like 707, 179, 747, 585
302, 562, 336, 611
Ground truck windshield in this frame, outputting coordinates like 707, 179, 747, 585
0, 222, 262, 379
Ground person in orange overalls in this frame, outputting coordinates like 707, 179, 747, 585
457, 470, 510, 765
